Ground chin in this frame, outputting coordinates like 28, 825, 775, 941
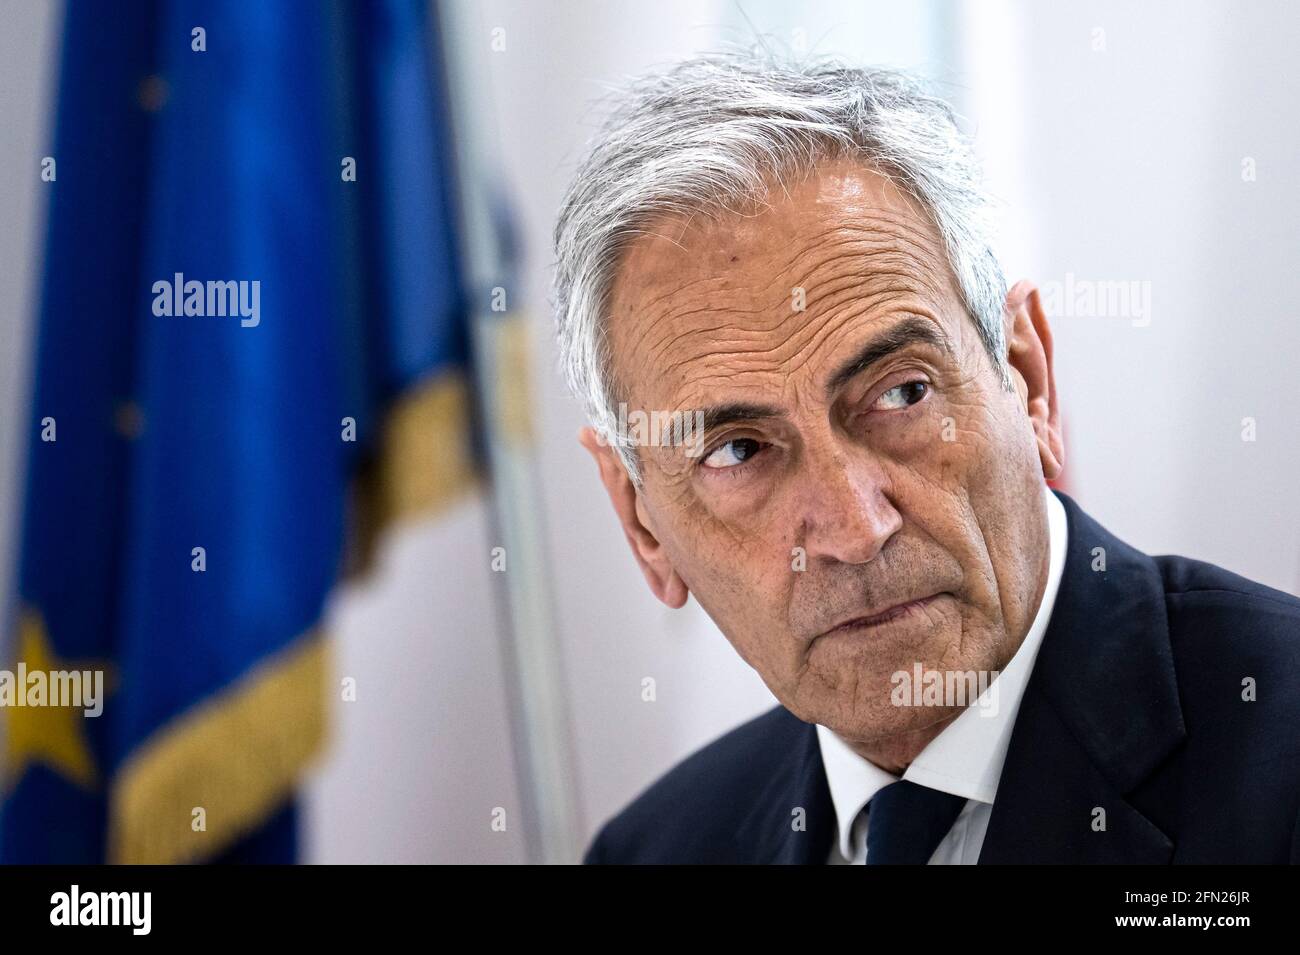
789, 664, 942, 738
817, 698, 953, 752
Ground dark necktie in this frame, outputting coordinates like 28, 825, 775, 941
864, 779, 968, 864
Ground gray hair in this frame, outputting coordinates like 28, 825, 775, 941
552, 51, 1009, 484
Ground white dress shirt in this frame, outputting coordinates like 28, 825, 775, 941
817, 484, 1068, 864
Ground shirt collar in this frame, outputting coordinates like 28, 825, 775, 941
815, 484, 1069, 863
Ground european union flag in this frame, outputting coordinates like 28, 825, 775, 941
1, 0, 474, 863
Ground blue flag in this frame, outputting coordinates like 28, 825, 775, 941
1, 0, 472, 863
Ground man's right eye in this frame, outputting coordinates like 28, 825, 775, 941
701, 437, 765, 470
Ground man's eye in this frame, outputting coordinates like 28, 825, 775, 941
702, 437, 765, 470
875, 380, 929, 411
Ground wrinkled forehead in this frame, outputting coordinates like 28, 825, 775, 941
603, 160, 965, 412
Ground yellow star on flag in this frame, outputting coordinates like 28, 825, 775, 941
3, 611, 101, 791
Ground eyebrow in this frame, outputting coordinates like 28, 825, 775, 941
824, 315, 953, 397
667, 316, 952, 449
666, 401, 787, 447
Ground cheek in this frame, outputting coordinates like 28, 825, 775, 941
863, 388, 1001, 496
681, 538, 794, 622
922, 393, 1044, 618
917, 385, 1036, 494
885, 393, 1034, 598
672, 473, 794, 572
965, 396, 1045, 515
649, 460, 797, 614
666, 522, 801, 656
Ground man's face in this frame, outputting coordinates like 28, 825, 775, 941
589, 158, 1062, 757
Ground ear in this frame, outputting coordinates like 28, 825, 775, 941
1003, 280, 1065, 482
578, 426, 690, 609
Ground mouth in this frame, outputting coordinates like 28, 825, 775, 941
819, 594, 945, 637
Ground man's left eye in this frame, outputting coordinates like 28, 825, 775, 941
875, 380, 929, 411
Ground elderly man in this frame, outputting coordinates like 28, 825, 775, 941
553, 53, 1300, 864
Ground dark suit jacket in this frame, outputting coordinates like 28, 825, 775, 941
583, 490, 1300, 863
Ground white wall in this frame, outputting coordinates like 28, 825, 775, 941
305, 502, 526, 863
959, 0, 1300, 592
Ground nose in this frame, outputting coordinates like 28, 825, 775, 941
796, 443, 902, 566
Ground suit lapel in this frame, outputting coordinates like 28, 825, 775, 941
735, 708, 836, 863
979, 490, 1186, 863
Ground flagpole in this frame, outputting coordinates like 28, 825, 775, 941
434, 1, 584, 865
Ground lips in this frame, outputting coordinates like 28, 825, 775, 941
819, 594, 943, 636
